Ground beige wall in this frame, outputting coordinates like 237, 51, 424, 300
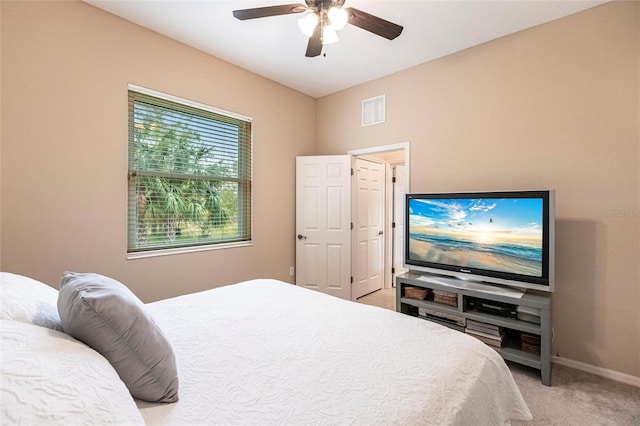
1, 0, 316, 302
317, 1, 640, 378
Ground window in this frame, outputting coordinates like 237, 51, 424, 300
127, 86, 252, 256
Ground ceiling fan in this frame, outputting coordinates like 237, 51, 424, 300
232, 0, 403, 57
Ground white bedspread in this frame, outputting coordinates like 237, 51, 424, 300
140, 279, 532, 425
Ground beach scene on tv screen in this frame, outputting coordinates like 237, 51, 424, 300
409, 197, 543, 277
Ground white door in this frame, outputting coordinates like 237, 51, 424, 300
393, 164, 408, 280
295, 155, 352, 300
353, 158, 385, 299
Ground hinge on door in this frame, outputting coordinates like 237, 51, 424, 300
351, 168, 354, 176
350, 276, 353, 284
392, 222, 396, 228
392, 177, 396, 183
392, 267, 395, 274
351, 222, 353, 230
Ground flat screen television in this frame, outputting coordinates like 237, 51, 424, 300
405, 190, 555, 292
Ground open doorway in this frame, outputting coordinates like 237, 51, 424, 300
349, 143, 410, 299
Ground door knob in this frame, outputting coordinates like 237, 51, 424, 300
378, 230, 384, 235
297, 234, 307, 240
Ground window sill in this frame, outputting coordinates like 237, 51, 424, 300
127, 241, 252, 260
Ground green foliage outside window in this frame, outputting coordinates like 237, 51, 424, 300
128, 90, 252, 253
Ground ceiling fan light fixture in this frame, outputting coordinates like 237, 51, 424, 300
322, 25, 339, 45
233, 1, 403, 57
298, 13, 319, 37
327, 7, 348, 31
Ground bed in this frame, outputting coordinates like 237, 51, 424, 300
1, 271, 532, 425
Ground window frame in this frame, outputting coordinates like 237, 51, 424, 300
126, 84, 253, 259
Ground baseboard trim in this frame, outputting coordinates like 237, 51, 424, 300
552, 356, 640, 388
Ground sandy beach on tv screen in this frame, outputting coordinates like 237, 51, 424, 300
409, 238, 541, 277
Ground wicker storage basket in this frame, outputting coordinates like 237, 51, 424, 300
521, 333, 541, 354
521, 333, 541, 345
404, 286, 429, 300
521, 342, 541, 354
433, 289, 458, 307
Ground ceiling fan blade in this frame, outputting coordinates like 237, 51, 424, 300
233, 4, 306, 20
305, 22, 322, 57
344, 7, 403, 40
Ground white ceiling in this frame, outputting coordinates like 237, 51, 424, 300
86, 0, 607, 98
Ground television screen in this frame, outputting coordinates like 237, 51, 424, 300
405, 190, 554, 291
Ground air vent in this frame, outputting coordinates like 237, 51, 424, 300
362, 95, 385, 126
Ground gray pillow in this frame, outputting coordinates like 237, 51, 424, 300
57, 271, 179, 403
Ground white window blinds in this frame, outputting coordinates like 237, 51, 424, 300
127, 88, 252, 254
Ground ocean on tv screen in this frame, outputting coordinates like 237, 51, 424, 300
408, 197, 543, 278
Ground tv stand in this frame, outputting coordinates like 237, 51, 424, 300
396, 270, 551, 385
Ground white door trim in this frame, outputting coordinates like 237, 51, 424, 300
389, 162, 408, 288
348, 141, 410, 187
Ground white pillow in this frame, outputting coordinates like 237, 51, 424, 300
0, 319, 144, 425
0, 272, 62, 330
